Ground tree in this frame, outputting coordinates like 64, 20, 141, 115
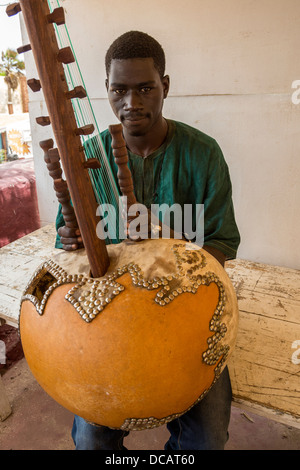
0, 49, 25, 114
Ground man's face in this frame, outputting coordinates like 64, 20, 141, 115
106, 58, 169, 137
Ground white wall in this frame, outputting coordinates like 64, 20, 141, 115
22, 0, 300, 269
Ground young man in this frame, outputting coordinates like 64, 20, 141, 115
56, 31, 240, 450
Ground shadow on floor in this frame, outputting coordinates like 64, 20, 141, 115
1, 358, 299, 451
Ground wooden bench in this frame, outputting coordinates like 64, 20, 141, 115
1, 225, 299, 427
226, 259, 300, 428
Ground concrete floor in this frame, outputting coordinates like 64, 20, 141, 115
0, 357, 299, 451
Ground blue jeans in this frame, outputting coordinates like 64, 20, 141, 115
71, 367, 232, 450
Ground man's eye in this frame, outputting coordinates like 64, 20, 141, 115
140, 87, 152, 93
113, 89, 125, 95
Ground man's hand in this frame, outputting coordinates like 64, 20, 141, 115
123, 208, 152, 241
57, 226, 83, 251
122, 208, 180, 241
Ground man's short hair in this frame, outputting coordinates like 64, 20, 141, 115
105, 31, 166, 78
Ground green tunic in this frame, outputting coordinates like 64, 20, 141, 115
55, 119, 240, 259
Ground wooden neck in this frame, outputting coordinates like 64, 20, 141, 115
17, 0, 109, 277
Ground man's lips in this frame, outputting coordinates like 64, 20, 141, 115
122, 114, 147, 123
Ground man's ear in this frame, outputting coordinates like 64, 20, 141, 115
162, 75, 170, 99
105, 78, 109, 92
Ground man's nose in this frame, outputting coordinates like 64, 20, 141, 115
124, 90, 142, 110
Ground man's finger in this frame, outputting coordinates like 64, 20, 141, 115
60, 237, 82, 245
62, 243, 79, 251
58, 226, 81, 238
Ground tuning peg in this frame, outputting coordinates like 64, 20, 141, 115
83, 158, 101, 169
47, 7, 65, 26
53, 178, 68, 194
36, 116, 51, 127
27, 79, 42, 92
17, 44, 32, 54
48, 163, 63, 180
57, 47, 75, 65
40, 139, 54, 152
48, 148, 61, 163
40, 147, 61, 178
47, 160, 62, 177
6, 3, 21, 17
39, 139, 54, 165
75, 124, 95, 136
66, 86, 87, 100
